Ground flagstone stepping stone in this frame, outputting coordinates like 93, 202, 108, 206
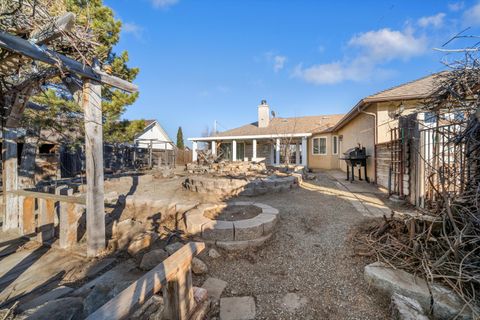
202, 277, 227, 301
220, 296, 256, 320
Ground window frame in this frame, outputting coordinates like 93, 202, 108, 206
312, 136, 328, 155
332, 135, 338, 155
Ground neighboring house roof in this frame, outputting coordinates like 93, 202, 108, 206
143, 119, 156, 127
211, 114, 345, 138
134, 119, 173, 143
331, 71, 448, 132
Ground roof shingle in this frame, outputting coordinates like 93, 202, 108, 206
213, 114, 345, 137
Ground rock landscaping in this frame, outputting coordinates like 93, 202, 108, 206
365, 262, 476, 319
183, 174, 300, 197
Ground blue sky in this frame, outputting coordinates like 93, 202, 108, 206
105, 0, 480, 145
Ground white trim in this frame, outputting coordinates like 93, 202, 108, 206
312, 136, 327, 155
332, 135, 338, 155
188, 132, 312, 141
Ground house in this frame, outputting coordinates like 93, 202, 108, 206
188, 100, 344, 167
134, 119, 174, 150
190, 72, 453, 207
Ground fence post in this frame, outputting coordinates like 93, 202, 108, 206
37, 198, 55, 242
162, 266, 195, 320
23, 196, 35, 235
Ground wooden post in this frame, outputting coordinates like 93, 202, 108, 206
22, 196, 35, 235
36, 198, 55, 242
162, 266, 195, 320
58, 188, 79, 249
2, 128, 19, 231
83, 79, 106, 257
149, 140, 153, 169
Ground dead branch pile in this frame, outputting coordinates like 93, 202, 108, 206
356, 39, 480, 313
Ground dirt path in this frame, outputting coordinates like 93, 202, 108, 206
196, 171, 389, 319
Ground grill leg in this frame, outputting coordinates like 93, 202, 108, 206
358, 167, 362, 181
346, 165, 350, 181
364, 165, 369, 183
351, 165, 355, 182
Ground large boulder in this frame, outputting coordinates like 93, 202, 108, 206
391, 293, 429, 320
365, 262, 475, 319
165, 242, 184, 255
127, 232, 158, 256
82, 281, 132, 316
140, 249, 169, 270
18, 297, 84, 320
191, 257, 208, 275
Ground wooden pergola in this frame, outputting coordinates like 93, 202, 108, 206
0, 14, 137, 257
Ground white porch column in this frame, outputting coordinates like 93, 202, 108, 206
192, 141, 198, 162
270, 143, 274, 165
211, 141, 216, 156
275, 138, 280, 165
252, 139, 257, 161
301, 137, 307, 166
295, 141, 300, 165
232, 140, 237, 161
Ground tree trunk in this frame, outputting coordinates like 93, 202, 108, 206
19, 127, 40, 189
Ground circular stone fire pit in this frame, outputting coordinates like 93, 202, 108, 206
182, 201, 279, 251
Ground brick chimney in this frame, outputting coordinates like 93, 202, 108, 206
258, 100, 270, 128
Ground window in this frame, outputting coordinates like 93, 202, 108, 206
312, 137, 327, 155
332, 136, 338, 155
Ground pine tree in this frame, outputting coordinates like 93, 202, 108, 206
176, 127, 185, 149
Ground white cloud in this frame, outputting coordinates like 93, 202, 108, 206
448, 2, 464, 11
464, 2, 480, 26
151, 0, 179, 9
348, 28, 428, 61
293, 62, 345, 85
418, 13, 446, 28
294, 28, 428, 85
264, 52, 287, 72
273, 55, 287, 72
122, 22, 143, 39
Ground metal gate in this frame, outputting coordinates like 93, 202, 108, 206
417, 122, 468, 208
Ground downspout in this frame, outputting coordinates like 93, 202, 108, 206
358, 105, 377, 183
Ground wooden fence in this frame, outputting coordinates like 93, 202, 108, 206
9, 188, 85, 248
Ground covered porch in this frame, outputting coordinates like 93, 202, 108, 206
189, 134, 310, 167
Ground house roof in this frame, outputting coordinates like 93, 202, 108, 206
144, 119, 157, 127
211, 114, 344, 138
134, 119, 173, 143
331, 71, 447, 132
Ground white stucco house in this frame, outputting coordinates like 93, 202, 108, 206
134, 119, 175, 150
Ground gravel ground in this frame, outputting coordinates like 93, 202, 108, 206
195, 171, 390, 319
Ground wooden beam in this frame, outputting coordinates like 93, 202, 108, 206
86, 242, 205, 320
2, 128, 19, 231
30, 12, 76, 45
83, 79, 106, 257
0, 31, 138, 93
8, 190, 86, 204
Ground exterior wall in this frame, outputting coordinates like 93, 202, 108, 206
376, 100, 424, 143
135, 123, 174, 150
337, 107, 376, 180
307, 133, 340, 170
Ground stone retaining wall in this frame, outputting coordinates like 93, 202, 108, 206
183, 175, 300, 197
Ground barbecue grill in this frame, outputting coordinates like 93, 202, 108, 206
340, 146, 370, 182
